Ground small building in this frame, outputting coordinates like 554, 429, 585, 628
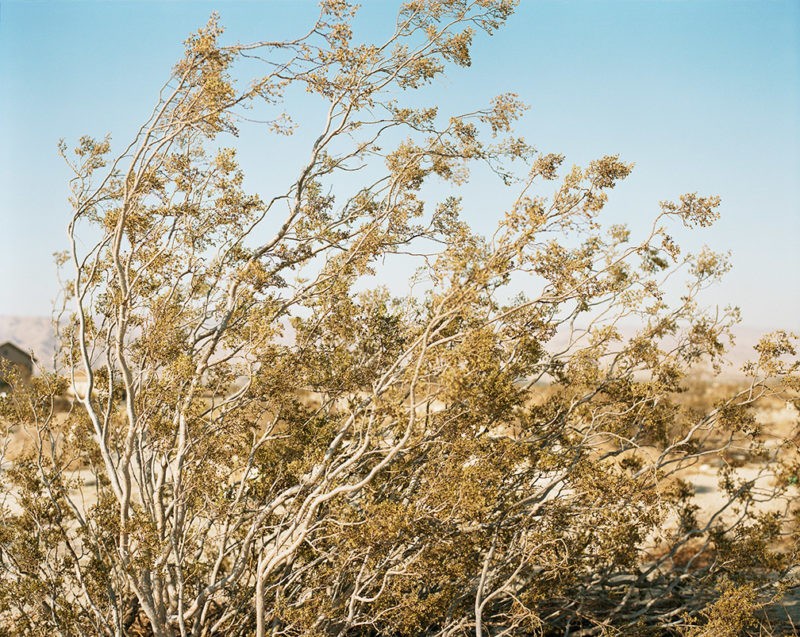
0, 342, 35, 392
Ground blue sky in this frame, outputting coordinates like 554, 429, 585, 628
1, 0, 798, 330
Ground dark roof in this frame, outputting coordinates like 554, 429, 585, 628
0, 341, 36, 362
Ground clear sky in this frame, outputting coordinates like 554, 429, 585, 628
1, 0, 798, 331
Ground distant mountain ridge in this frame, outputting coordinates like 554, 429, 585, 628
0, 315, 57, 369
0, 315, 784, 377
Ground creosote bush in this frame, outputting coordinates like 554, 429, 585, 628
1, 2, 799, 636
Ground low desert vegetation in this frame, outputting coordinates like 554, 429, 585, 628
1, 1, 798, 635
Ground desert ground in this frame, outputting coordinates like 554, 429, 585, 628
2, 316, 798, 632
